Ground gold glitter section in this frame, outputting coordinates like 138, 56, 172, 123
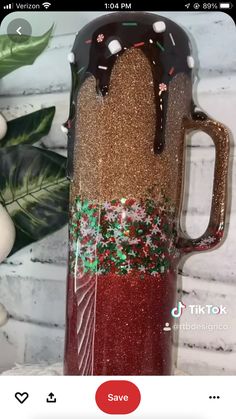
71, 48, 192, 213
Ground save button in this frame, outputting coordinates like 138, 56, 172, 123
95, 380, 141, 414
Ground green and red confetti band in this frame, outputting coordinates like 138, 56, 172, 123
69, 196, 181, 278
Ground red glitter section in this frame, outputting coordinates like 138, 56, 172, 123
64, 268, 177, 375
64, 273, 79, 375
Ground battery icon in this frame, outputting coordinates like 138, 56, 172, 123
219, 2, 233, 8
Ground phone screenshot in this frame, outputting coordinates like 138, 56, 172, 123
0, 0, 235, 417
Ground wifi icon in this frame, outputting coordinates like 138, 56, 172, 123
42, 2, 51, 8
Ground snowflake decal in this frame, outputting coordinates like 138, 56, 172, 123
97, 33, 105, 43
159, 83, 167, 95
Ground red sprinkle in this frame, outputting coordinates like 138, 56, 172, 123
168, 67, 175, 76
133, 41, 145, 48
85, 39, 92, 44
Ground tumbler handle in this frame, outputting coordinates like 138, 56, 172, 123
177, 117, 230, 254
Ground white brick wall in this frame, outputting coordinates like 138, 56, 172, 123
0, 12, 235, 374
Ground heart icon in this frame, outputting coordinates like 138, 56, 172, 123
15, 392, 29, 404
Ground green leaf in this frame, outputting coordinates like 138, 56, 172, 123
0, 26, 53, 79
0, 107, 55, 148
0, 145, 69, 254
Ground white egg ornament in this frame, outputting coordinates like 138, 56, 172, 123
0, 204, 15, 262
0, 303, 8, 327
0, 113, 8, 140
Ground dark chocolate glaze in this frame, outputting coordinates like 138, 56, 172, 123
66, 13, 193, 179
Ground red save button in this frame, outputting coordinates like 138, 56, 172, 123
95, 380, 141, 414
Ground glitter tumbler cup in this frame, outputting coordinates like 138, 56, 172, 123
64, 13, 229, 375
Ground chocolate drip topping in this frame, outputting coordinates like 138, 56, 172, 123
67, 13, 193, 178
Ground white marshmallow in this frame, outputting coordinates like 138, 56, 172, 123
187, 56, 195, 68
153, 21, 166, 33
108, 39, 122, 55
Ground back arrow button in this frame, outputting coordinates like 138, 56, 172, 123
7, 18, 32, 43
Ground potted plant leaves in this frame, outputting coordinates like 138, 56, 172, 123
0, 25, 69, 259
